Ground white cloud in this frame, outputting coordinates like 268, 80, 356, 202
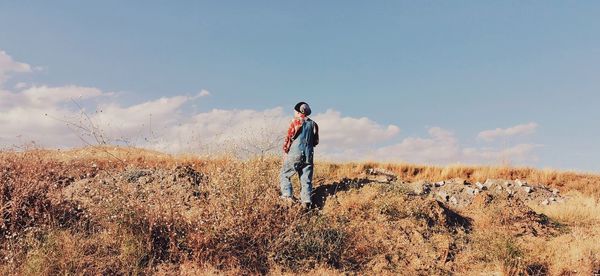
0, 49, 542, 166
14, 82, 28, 89
197, 89, 211, 97
23, 85, 107, 106
313, 109, 400, 149
0, 50, 32, 85
0, 84, 113, 147
463, 144, 542, 164
364, 127, 540, 165
372, 127, 460, 164
0, 87, 542, 165
477, 122, 538, 142
149, 107, 289, 154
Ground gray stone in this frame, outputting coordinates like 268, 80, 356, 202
523, 186, 533, 193
449, 196, 458, 205
541, 199, 549, 205
122, 170, 152, 183
405, 181, 431, 195
369, 175, 395, 183
366, 168, 398, 181
435, 181, 445, 187
515, 179, 524, 187
466, 187, 480, 196
476, 182, 487, 190
437, 191, 449, 201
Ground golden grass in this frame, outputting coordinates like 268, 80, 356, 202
1, 146, 600, 275
530, 191, 600, 226
313, 161, 600, 198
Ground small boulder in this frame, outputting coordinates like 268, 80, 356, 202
475, 182, 487, 190
541, 199, 550, 205
449, 196, 458, 205
466, 187, 480, 196
437, 191, 449, 201
515, 179, 524, 187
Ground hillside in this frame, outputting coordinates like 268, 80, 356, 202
1, 147, 599, 275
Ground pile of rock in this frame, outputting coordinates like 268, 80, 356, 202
363, 168, 564, 209
405, 178, 564, 209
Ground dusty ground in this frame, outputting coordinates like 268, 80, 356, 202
1, 148, 599, 275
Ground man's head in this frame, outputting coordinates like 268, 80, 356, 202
294, 102, 312, 117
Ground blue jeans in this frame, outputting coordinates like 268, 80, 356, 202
280, 150, 313, 204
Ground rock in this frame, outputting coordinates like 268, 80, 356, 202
369, 175, 396, 183
121, 169, 152, 183
449, 196, 458, 205
405, 181, 431, 195
522, 186, 533, 193
366, 168, 398, 182
437, 191, 449, 201
466, 187, 480, 196
476, 182, 487, 190
515, 179, 524, 187
435, 181, 445, 187
552, 189, 559, 195
541, 199, 549, 205
549, 197, 556, 202
422, 182, 432, 194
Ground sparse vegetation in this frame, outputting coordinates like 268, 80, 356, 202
1, 146, 600, 275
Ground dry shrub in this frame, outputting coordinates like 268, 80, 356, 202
529, 191, 600, 226
316, 162, 600, 198
516, 226, 600, 275
20, 229, 146, 275
464, 192, 559, 237
2, 147, 600, 274
320, 184, 471, 274
524, 192, 600, 275
269, 215, 347, 271
465, 230, 534, 275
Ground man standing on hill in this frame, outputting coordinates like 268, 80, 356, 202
280, 102, 319, 209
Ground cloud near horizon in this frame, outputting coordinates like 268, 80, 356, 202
0, 49, 540, 165
0, 50, 32, 85
477, 122, 538, 142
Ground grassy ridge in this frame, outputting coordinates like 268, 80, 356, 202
1, 147, 599, 274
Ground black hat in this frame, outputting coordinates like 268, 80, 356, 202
294, 102, 311, 116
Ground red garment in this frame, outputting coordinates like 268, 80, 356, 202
283, 114, 306, 153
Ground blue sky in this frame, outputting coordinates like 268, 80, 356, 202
1, 1, 599, 171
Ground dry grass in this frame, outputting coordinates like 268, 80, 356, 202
530, 191, 600, 226
315, 162, 600, 198
1, 146, 600, 275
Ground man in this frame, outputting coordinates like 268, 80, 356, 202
280, 102, 319, 209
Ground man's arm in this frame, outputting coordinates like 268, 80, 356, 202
283, 118, 302, 153
313, 122, 319, 147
